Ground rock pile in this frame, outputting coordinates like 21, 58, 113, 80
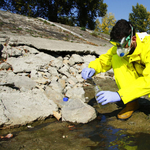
0, 39, 99, 127
0, 10, 113, 128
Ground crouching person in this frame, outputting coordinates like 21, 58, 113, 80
82, 19, 150, 120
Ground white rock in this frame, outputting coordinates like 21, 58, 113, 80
50, 57, 63, 69
69, 54, 84, 66
69, 67, 78, 76
48, 66, 59, 76
58, 64, 70, 77
67, 76, 78, 86
0, 88, 58, 125
66, 87, 85, 102
61, 99, 97, 123
44, 86, 64, 107
50, 81, 63, 93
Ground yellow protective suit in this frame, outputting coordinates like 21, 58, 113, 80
88, 33, 150, 104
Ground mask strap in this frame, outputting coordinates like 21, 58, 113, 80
128, 25, 133, 46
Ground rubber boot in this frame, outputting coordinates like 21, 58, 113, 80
117, 100, 140, 120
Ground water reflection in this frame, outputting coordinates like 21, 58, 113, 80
73, 115, 150, 150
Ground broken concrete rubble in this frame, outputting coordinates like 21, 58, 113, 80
0, 33, 112, 127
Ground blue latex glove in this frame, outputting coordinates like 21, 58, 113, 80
81, 68, 95, 80
96, 91, 121, 105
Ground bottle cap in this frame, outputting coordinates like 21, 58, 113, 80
63, 97, 68, 102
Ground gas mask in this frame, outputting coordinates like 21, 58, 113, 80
110, 26, 133, 57
116, 36, 131, 57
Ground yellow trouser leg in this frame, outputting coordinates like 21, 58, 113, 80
112, 55, 140, 120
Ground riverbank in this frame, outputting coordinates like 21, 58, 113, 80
1, 9, 150, 136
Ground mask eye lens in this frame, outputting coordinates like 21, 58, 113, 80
110, 41, 120, 47
120, 37, 126, 44
110, 36, 130, 47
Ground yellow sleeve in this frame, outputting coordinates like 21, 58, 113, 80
88, 46, 117, 74
118, 50, 150, 104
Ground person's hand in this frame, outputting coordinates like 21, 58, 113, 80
96, 91, 121, 105
81, 68, 95, 80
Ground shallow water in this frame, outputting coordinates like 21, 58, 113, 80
1, 114, 150, 150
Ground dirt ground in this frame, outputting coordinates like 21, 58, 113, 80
84, 77, 150, 134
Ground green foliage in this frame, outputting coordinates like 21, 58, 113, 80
80, 27, 86, 31
1, 0, 107, 30
95, 13, 116, 34
95, 19, 102, 32
2, 0, 74, 21
129, 3, 150, 33
75, 0, 107, 29
147, 12, 150, 34
2, 0, 37, 17
0, 0, 5, 7
58, 16, 75, 26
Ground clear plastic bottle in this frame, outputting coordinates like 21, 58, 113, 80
94, 84, 101, 107
88, 77, 108, 108
94, 84, 102, 100
94, 83, 108, 108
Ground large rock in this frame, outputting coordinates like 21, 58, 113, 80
0, 88, 58, 126
69, 54, 84, 66
0, 70, 36, 90
8, 35, 109, 55
61, 99, 97, 123
6, 53, 55, 73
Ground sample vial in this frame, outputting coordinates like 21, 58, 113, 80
94, 84, 108, 108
